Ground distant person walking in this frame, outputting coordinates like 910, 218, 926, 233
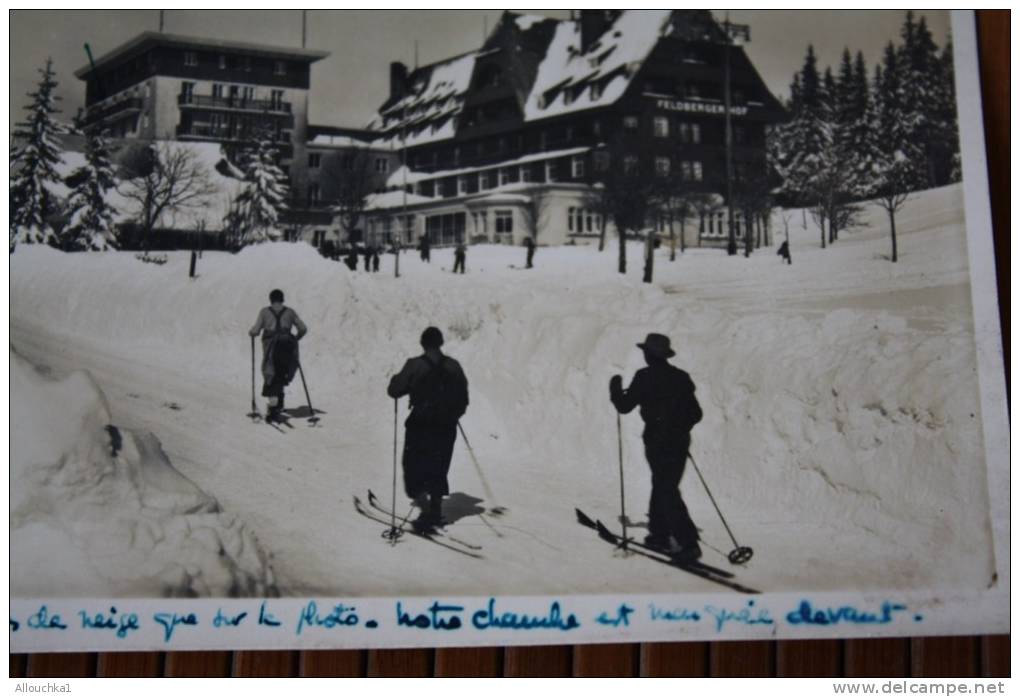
453, 243, 466, 274
249, 289, 308, 422
372, 246, 381, 272
345, 245, 359, 271
363, 245, 372, 271
387, 327, 469, 531
610, 333, 703, 562
525, 236, 536, 269
419, 235, 431, 263
777, 240, 791, 265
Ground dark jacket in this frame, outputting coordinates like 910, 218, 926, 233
388, 351, 469, 421
611, 362, 702, 437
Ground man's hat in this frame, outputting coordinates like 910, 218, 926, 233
637, 333, 675, 358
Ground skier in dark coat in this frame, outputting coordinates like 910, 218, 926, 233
387, 327, 469, 531
249, 289, 308, 422
524, 236, 536, 269
452, 243, 466, 274
610, 333, 703, 562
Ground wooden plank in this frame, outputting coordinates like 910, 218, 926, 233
709, 641, 774, 677
232, 650, 299, 677
776, 640, 842, 677
434, 647, 502, 677
96, 652, 164, 677
981, 635, 1009, 678
912, 637, 980, 677
298, 650, 367, 677
10, 654, 28, 678
26, 653, 97, 678
163, 651, 233, 677
844, 638, 910, 677
503, 645, 572, 677
366, 649, 433, 677
573, 643, 639, 677
976, 9, 1010, 381
640, 642, 709, 677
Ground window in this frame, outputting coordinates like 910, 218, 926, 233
540, 130, 548, 149
244, 56, 252, 72
686, 82, 701, 99
590, 82, 603, 101
218, 55, 227, 70
623, 115, 639, 131
693, 161, 703, 181
572, 155, 585, 179
565, 125, 574, 142
212, 84, 225, 99
623, 155, 638, 175
375, 158, 389, 173
563, 88, 574, 106
586, 211, 594, 232
458, 176, 469, 195
691, 123, 702, 144
183, 51, 198, 67
592, 119, 602, 137
308, 153, 321, 168
567, 207, 575, 232
270, 89, 284, 109
499, 168, 511, 186
479, 171, 492, 190
574, 207, 584, 232
495, 210, 513, 235
274, 60, 287, 76
681, 161, 693, 181
653, 116, 669, 138
655, 156, 671, 177
453, 147, 461, 166
210, 113, 226, 131
545, 160, 558, 183
242, 86, 255, 102
521, 164, 533, 183
180, 81, 195, 102
594, 151, 610, 172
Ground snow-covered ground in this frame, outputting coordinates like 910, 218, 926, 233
10, 183, 994, 597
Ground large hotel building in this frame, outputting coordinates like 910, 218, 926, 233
75, 10, 785, 249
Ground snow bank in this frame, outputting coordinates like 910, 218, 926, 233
10, 349, 277, 597
9, 183, 994, 593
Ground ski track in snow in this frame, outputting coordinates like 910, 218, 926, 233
10, 184, 996, 596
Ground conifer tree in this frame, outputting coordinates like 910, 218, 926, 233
10, 58, 65, 248
229, 130, 290, 244
62, 117, 119, 251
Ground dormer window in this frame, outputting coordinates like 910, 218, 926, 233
590, 82, 603, 101
274, 60, 286, 76
183, 51, 198, 67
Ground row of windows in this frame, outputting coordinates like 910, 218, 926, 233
306, 153, 390, 173
180, 81, 286, 106
621, 156, 704, 181
183, 50, 287, 75
567, 207, 603, 234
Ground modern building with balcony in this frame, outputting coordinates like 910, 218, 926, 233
74, 31, 328, 201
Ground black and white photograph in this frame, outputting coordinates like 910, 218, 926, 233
8, 9, 1008, 650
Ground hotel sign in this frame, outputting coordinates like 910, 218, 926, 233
653, 98, 749, 118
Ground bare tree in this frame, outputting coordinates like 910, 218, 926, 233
324, 149, 377, 246
518, 186, 550, 245
120, 142, 216, 252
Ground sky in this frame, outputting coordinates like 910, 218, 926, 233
9, 9, 952, 132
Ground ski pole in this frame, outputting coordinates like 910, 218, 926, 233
296, 361, 319, 425
247, 335, 261, 422
457, 422, 505, 516
688, 453, 753, 564
617, 411, 628, 551
389, 399, 399, 540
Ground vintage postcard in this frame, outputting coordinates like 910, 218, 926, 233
8, 9, 1008, 651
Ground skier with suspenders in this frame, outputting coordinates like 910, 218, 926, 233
249, 289, 308, 422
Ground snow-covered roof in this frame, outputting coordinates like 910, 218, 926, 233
308, 134, 379, 149
383, 146, 591, 188
523, 10, 673, 121
364, 190, 435, 211
515, 14, 547, 32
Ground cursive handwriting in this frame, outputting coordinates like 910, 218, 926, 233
27, 606, 67, 631
703, 600, 774, 632
213, 609, 248, 628
397, 602, 464, 630
296, 601, 359, 635
79, 607, 140, 638
786, 600, 907, 626
153, 612, 197, 643
472, 598, 580, 631
596, 604, 633, 628
649, 604, 701, 623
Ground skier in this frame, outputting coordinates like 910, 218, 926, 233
453, 242, 466, 274
524, 236, 535, 269
249, 289, 308, 422
777, 240, 791, 264
387, 327, 469, 532
610, 333, 703, 562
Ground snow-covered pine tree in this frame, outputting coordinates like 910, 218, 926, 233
898, 12, 944, 189
62, 117, 119, 251
230, 129, 290, 245
867, 42, 923, 263
10, 58, 65, 249
936, 35, 961, 184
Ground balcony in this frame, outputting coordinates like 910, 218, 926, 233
175, 123, 294, 157
83, 97, 143, 126
178, 93, 292, 114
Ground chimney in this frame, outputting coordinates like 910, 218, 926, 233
580, 10, 614, 53
390, 61, 408, 100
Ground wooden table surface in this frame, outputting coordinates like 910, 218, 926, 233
9, 10, 1010, 679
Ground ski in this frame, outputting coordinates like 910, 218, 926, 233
367, 489, 482, 551
575, 509, 758, 594
354, 496, 484, 559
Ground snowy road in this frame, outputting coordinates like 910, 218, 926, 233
10, 184, 995, 597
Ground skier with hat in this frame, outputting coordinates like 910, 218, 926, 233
249, 289, 308, 422
610, 332, 703, 562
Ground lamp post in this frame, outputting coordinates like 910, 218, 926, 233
720, 14, 750, 256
